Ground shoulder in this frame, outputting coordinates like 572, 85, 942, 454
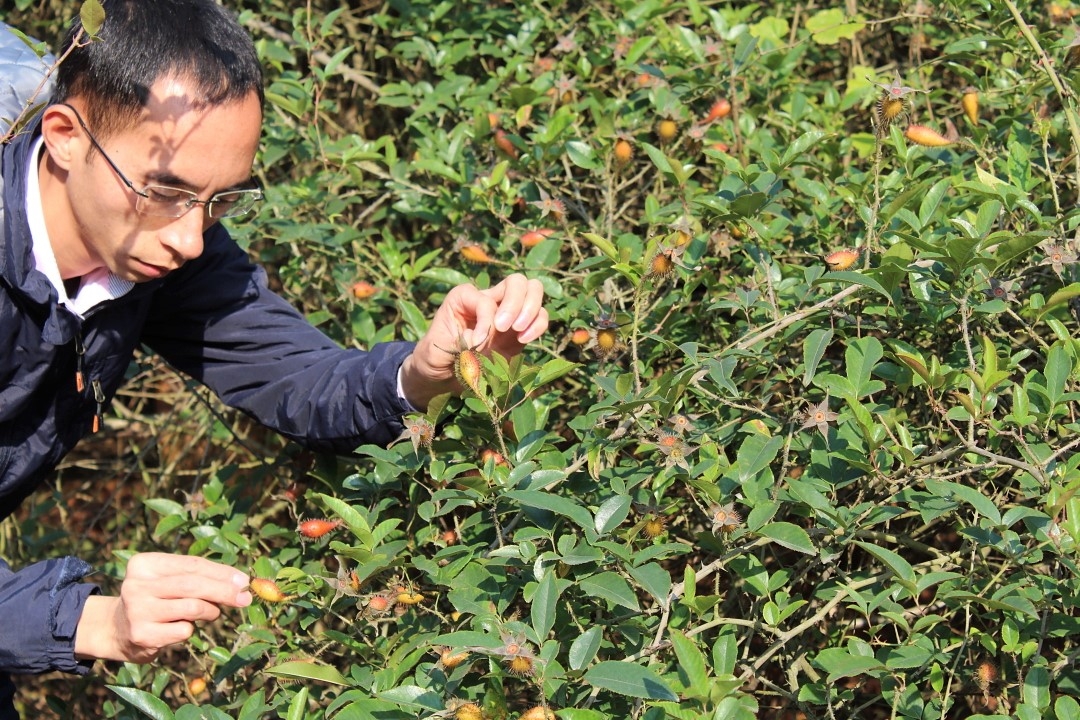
0, 21, 55, 135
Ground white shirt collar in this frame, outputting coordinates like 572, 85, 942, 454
26, 135, 134, 318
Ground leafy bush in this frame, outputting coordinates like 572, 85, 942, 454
6, 0, 1080, 718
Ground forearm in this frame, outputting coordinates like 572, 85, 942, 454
0, 557, 98, 675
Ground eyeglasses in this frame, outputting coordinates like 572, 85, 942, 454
59, 103, 263, 220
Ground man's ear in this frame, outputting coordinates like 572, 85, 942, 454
39, 104, 83, 170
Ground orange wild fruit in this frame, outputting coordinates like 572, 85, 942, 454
904, 124, 953, 147
440, 529, 458, 545
437, 647, 470, 669
298, 518, 341, 539
648, 249, 675, 279
705, 97, 731, 123
569, 328, 591, 346
824, 248, 860, 271
367, 594, 393, 613
249, 578, 290, 603
350, 281, 377, 299
494, 128, 518, 159
656, 119, 678, 142
188, 676, 208, 696
974, 659, 1000, 691
961, 86, 979, 124
458, 243, 493, 264
480, 448, 507, 466
520, 228, 554, 248
613, 138, 633, 164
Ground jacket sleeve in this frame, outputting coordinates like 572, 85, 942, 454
0, 556, 98, 675
140, 226, 416, 453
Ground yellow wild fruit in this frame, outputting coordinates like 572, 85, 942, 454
455, 703, 485, 720
961, 86, 979, 124
454, 346, 483, 395
656, 119, 678, 143
520, 707, 556, 720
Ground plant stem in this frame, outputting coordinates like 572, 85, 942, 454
1003, 0, 1080, 204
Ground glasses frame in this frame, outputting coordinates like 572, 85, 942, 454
58, 102, 262, 220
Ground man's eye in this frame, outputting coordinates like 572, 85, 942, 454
144, 186, 189, 202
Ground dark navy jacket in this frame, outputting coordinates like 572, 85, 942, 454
0, 117, 415, 697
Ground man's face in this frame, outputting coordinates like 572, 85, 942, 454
43, 77, 263, 282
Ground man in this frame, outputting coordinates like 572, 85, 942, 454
0, 0, 548, 714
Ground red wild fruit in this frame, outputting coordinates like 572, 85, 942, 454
298, 518, 341, 539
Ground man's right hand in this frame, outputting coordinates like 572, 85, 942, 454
74, 553, 252, 663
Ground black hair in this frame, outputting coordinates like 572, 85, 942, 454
51, 0, 263, 136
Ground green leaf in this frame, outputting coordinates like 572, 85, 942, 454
569, 626, 603, 671
80, 0, 107, 36
566, 140, 600, 170
1040, 283, 1080, 317
534, 358, 579, 387
628, 562, 672, 608
803, 328, 833, 387
1055, 695, 1080, 720
735, 433, 784, 484
376, 685, 445, 711
595, 494, 632, 535
580, 571, 640, 611
265, 660, 351, 687
845, 336, 885, 399
779, 130, 828, 168
584, 661, 679, 700
1023, 665, 1051, 711
817, 270, 894, 304
531, 570, 558, 641
805, 9, 865, 44
813, 648, 885, 684
669, 630, 709, 696
581, 232, 619, 262
758, 522, 817, 555
926, 480, 1002, 526
505, 490, 595, 531
310, 492, 374, 547
107, 687, 174, 720
1045, 343, 1072, 411
286, 687, 310, 720
854, 540, 917, 593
